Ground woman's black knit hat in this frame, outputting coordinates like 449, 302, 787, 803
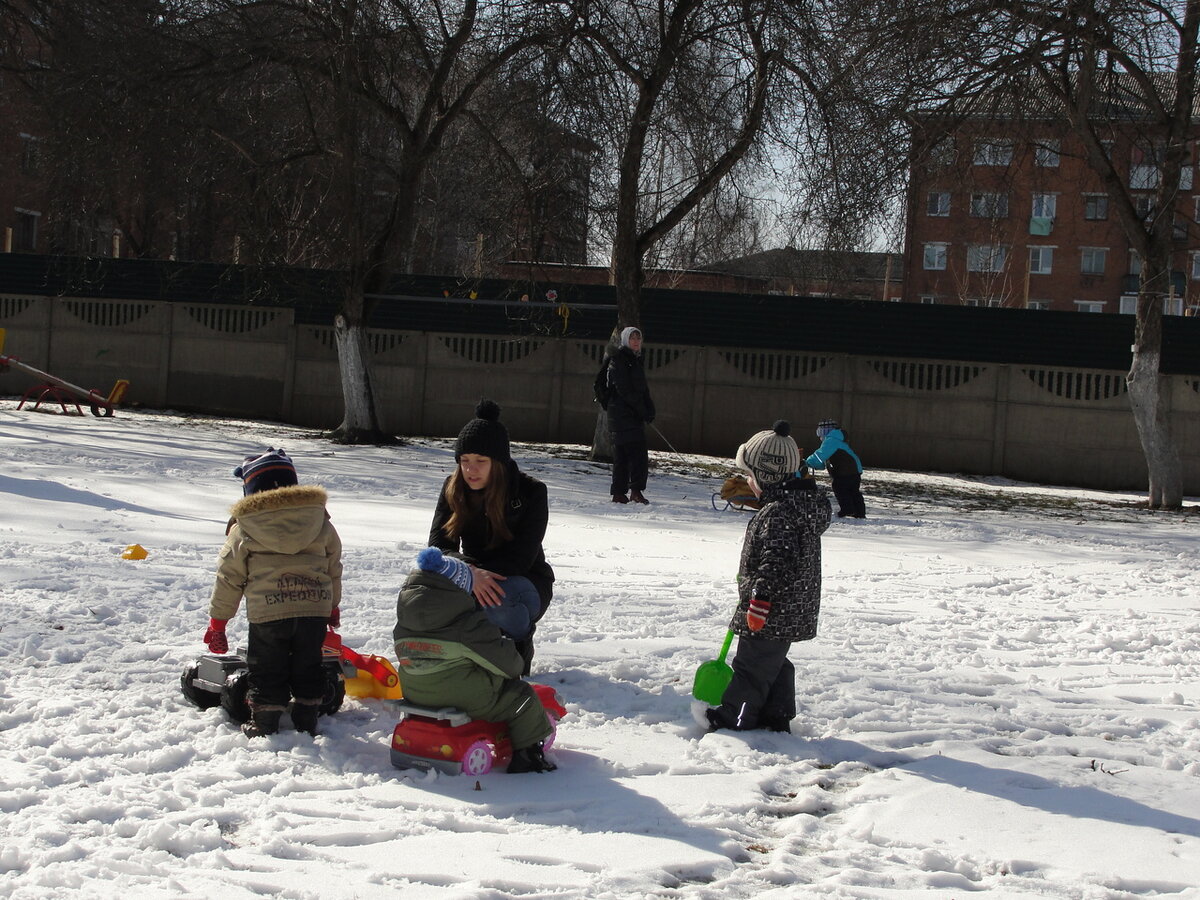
455, 400, 511, 462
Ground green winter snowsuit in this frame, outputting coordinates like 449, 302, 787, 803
393, 570, 551, 750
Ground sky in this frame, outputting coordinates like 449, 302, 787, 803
1, 404, 1199, 900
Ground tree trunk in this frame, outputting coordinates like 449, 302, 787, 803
330, 312, 392, 445
1127, 265, 1182, 509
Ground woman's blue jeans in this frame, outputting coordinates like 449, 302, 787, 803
482, 575, 541, 640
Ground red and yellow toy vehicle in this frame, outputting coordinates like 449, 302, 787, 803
389, 683, 567, 776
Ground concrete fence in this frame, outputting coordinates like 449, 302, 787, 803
3, 294, 1197, 492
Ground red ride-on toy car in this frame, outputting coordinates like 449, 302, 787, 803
389, 683, 567, 776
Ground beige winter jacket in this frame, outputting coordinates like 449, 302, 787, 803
209, 485, 343, 625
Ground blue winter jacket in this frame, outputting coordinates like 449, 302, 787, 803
804, 428, 862, 476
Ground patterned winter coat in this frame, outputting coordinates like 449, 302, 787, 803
210, 485, 342, 625
729, 477, 832, 642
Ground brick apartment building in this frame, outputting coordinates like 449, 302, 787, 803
903, 116, 1200, 314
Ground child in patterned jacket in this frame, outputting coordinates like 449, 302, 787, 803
705, 421, 832, 733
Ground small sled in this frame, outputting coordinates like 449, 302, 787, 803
389, 683, 567, 776
712, 474, 761, 513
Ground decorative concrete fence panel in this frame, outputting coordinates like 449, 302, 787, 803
3, 292, 1198, 492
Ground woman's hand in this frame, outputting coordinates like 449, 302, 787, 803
470, 566, 508, 607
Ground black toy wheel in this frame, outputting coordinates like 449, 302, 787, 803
220, 669, 252, 723
180, 662, 220, 709
319, 663, 345, 716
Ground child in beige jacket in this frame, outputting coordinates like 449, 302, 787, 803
205, 448, 342, 737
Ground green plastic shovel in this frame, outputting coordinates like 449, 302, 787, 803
692, 629, 735, 705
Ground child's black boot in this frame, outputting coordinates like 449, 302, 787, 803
291, 701, 321, 736
242, 706, 283, 738
507, 742, 557, 773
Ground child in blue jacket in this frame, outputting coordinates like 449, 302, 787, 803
805, 420, 865, 518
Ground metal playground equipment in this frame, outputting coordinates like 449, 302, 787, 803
0, 329, 130, 417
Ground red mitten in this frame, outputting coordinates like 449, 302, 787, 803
328, 606, 341, 628
746, 593, 771, 632
204, 618, 229, 654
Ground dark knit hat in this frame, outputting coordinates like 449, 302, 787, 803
455, 400, 510, 462
234, 448, 297, 495
735, 420, 801, 486
416, 547, 474, 594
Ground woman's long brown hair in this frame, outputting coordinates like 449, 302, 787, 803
444, 460, 513, 548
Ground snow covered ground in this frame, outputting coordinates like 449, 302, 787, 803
1, 404, 1199, 900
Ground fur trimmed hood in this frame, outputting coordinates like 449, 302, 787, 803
226, 485, 331, 553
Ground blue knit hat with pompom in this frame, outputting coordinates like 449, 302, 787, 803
416, 547, 474, 594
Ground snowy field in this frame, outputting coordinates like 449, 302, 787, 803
1, 404, 1199, 900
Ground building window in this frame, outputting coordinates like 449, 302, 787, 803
926, 191, 950, 216
1130, 165, 1159, 190
1133, 194, 1155, 220
967, 244, 1007, 272
1100, 140, 1115, 160
1129, 250, 1141, 276
1080, 247, 1107, 275
919, 294, 937, 304
1028, 246, 1054, 274
970, 192, 1009, 218
1174, 216, 1188, 241
973, 139, 1013, 166
923, 242, 948, 270
18, 134, 41, 174
1027, 299, 1049, 310
1034, 140, 1060, 167
1075, 300, 1105, 313
1192, 252, 1200, 280
1119, 295, 1138, 315
964, 298, 980, 307
1084, 193, 1109, 220
928, 138, 956, 168
1031, 193, 1057, 218
14, 208, 39, 251
1181, 167, 1194, 190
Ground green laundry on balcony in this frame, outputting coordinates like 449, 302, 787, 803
1029, 216, 1054, 235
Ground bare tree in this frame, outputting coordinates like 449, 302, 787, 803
907, 0, 1198, 507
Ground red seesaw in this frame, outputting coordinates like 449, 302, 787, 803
0, 347, 129, 419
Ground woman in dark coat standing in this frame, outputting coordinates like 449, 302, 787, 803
429, 400, 554, 674
606, 326, 656, 504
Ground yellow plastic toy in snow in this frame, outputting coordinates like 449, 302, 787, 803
121, 544, 148, 560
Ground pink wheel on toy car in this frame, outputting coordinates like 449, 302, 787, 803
542, 715, 559, 751
461, 740, 495, 776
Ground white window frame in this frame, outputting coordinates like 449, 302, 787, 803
923, 242, 948, 270
1191, 251, 1200, 280
1031, 193, 1058, 218
919, 294, 936, 305
973, 139, 1014, 166
1034, 140, 1060, 167
926, 191, 950, 216
967, 244, 1007, 272
1119, 295, 1138, 315
1027, 299, 1049, 310
1134, 194, 1155, 219
970, 192, 1009, 218
1080, 247, 1108, 275
1084, 193, 1109, 221
1129, 250, 1142, 276
1028, 246, 1054, 274
1075, 300, 1105, 313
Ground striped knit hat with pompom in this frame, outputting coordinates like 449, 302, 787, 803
735, 420, 801, 486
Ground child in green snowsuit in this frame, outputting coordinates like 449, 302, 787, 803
393, 547, 556, 773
